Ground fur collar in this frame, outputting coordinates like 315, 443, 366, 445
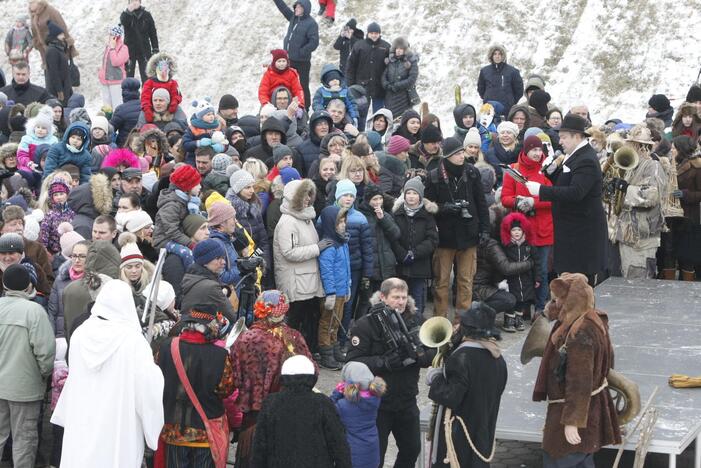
391, 194, 438, 215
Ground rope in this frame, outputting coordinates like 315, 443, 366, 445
547, 378, 609, 404
443, 407, 497, 466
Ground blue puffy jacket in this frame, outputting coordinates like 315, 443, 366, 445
330, 389, 382, 468
43, 122, 92, 184
342, 206, 373, 276
318, 206, 351, 296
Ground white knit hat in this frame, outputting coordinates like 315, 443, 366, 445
141, 280, 176, 311
123, 210, 153, 234
464, 127, 482, 147
120, 240, 144, 266
497, 121, 519, 137
229, 170, 255, 195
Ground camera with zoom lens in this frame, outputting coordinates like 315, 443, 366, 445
236, 248, 265, 274
455, 200, 472, 219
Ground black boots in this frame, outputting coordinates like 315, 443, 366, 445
502, 314, 516, 333
319, 346, 341, 370
514, 312, 526, 331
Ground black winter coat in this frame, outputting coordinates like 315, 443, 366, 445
539, 143, 607, 276
358, 203, 401, 281
111, 78, 141, 147
391, 198, 439, 279
273, 0, 319, 62
252, 375, 352, 468
120, 7, 159, 57
346, 299, 434, 412
503, 242, 540, 302
44, 40, 72, 104
162, 253, 185, 308
333, 29, 364, 74
477, 62, 524, 114
346, 37, 390, 99
429, 344, 507, 468
381, 51, 419, 118
425, 160, 490, 250
473, 238, 531, 301
0, 80, 50, 106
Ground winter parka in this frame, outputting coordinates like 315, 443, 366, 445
346, 37, 390, 99
110, 78, 142, 147
66, 173, 113, 239
333, 27, 364, 74
120, 6, 159, 57
381, 48, 419, 118
152, 187, 190, 249
322, 204, 374, 277
298, 111, 333, 176
500, 212, 541, 303
47, 259, 74, 337
44, 122, 92, 184
358, 197, 400, 281
472, 238, 532, 302
391, 196, 439, 279
318, 205, 351, 297
273, 0, 319, 62
258, 64, 305, 108
226, 190, 270, 271
312, 64, 359, 122
476, 45, 524, 114
44, 38, 72, 104
180, 262, 235, 322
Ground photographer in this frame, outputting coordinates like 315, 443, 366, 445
346, 277, 434, 467
425, 137, 490, 318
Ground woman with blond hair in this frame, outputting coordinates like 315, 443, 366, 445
325, 154, 369, 207
241, 157, 272, 212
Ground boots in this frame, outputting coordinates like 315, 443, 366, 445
661, 268, 677, 280
333, 342, 346, 364
681, 270, 696, 281
502, 314, 516, 333
319, 346, 341, 370
514, 313, 526, 331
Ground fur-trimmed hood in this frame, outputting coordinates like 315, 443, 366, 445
134, 128, 169, 157
391, 193, 438, 215
487, 44, 507, 63
100, 148, 140, 169
369, 290, 417, 315
67, 173, 113, 217
283, 178, 316, 212
146, 52, 177, 79
500, 211, 532, 246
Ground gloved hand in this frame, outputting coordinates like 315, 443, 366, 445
403, 250, 415, 265
426, 366, 444, 385
479, 231, 491, 246
672, 189, 684, 199
516, 196, 535, 212
360, 277, 371, 290
212, 143, 225, 153
383, 350, 405, 371
198, 137, 212, 147
442, 202, 462, 214
611, 177, 629, 193
324, 295, 336, 310
317, 238, 334, 251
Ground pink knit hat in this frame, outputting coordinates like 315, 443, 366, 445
58, 222, 85, 258
386, 135, 411, 156
207, 201, 236, 227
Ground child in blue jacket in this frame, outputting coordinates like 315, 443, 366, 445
43, 122, 92, 184
318, 204, 351, 369
331, 362, 387, 468
312, 63, 359, 125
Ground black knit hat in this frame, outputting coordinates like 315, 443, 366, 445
363, 183, 383, 204
367, 22, 381, 34
2, 264, 31, 292
686, 85, 701, 104
0, 233, 24, 254
528, 89, 551, 117
345, 18, 358, 30
648, 94, 671, 113
218, 94, 239, 111
421, 124, 443, 144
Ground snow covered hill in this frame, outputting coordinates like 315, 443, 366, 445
3, 0, 700, 125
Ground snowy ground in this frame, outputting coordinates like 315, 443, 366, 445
2, 0, 700, 126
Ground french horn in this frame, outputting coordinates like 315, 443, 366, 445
521, 315, 641, 425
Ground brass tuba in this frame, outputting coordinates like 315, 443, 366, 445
604, 146, 639, 217
420, 317, 454, 441
520, 315, 641, 425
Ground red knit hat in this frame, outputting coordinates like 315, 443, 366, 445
523, 135, 544, 155
170, 165, 201, 192
387, 135, 411, 156
271, 49, 289, 67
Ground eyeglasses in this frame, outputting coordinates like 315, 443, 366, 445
70, 254, 87, 260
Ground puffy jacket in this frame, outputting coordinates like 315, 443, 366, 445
66, 173, 113, 238
47, 260, 74, 337
381, 49, 419, 118
391, 197, 439, 279
152, 188, 190, 248
44, 121, 92, 184
0, 80, 51, 107
342, 207, 373, 276
180, 262, 234, 322
243, 117, 287, 162
98, 37, 129, 85
472, 238, 531, 301
318, 205, 351, 296
273, 179, 325, 302
500, 151, 554, 246
358, 200, 400, 281
330, 388, 382, 468
333, 28, 364, 74
273, 0, 319, 62
44, 39, 72, 104
207, 229, 241, 287
111, 78, 141, 147
346, 37, 390, 99
226, 190, 270, 270
298, 111, 333, 176
120, 6, 158, 57
476, 45, 523, 114
258, 65, 305, 107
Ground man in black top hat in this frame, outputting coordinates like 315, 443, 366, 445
525, 114, 606, 285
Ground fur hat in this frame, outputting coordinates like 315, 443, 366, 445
170, 165, 201, 192
58, 222, 84, 258
403, 176, 424, 200
459, 301, 499, 339
193, 239, 226, 266
182, 214, 207, 238
152, 88, 171, 104
497, 121, 519, 137
528, 89, 551, 117
387, 135, 411, 155
281, 355, 315, 375
626, 124, 654, 145
191, 98, 215, 120
101, 148, 140, 169
392, 36, 409, 50
335, 179, 357, 200
421, 124, 443, 144
441, 136, 464, 158
229, 170, 255, 195
464, 127, 482, 147
500, 212, 532, 245
208, 201, 236, 226
2, 204, 25, 224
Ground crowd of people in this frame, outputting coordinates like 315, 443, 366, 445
0, 0, 700, 467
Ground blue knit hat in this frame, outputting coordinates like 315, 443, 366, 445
193, 239, 226, 266
279, 167, 301, 185
335, 179, 357, 201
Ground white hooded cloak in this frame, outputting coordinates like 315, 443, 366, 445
51, 279, 164, 468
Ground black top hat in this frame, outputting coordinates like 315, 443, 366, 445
558, 114, 591, 136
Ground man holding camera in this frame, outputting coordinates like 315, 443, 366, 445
346, 278, 434, 467
425, 137, 491, 318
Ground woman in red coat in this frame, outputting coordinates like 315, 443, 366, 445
501, 134, 553, 315
258, 49, 305, 109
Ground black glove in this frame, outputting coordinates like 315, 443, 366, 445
360, 277, 371, 290
479, 231, 491, 246
403, 250, 415, 265
383, 350, 405, 371
442, 202, 462, 214
611, 177, 629, 193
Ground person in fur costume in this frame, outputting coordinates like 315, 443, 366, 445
140, 52, 182, 123
427, 301, 507, 468
230, 290, 315, 468
331, 361, 386, 468
253, 354, 351, 468
533, 273, 621, 467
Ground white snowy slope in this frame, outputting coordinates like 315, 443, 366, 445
2, 0, 700, 125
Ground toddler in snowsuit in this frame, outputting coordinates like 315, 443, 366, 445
312, 63, 359, 125
39, 178, 74, 254
140, 52, 182, 123
331, 362, 387, 468
500, 212, 541, 330
258, 49, 305, 108
181, 98, 226, 165
17, 108, 58, 172
43, 122, 92, 184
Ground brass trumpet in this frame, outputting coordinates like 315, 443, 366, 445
420, 316, 453, 441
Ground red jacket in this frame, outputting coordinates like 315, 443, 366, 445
501, 150, 554, 246
141, 78, 182, 123
258, 66, 305, 107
